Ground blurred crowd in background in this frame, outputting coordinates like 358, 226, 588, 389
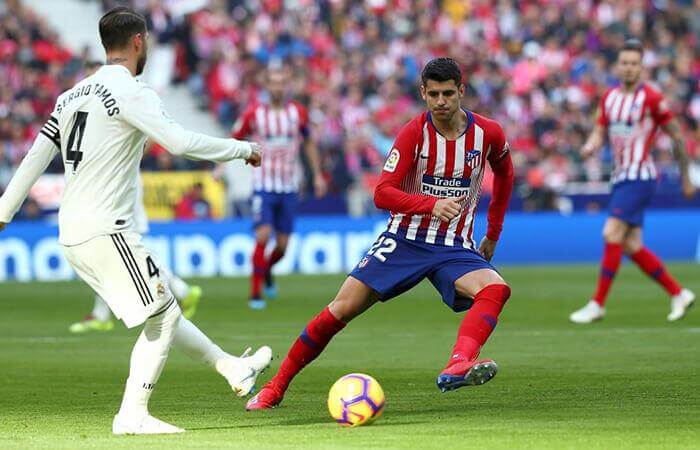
2, 0, 700, 219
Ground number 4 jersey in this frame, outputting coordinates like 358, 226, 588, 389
374, 110, 514, 249
0, 64, 254, 245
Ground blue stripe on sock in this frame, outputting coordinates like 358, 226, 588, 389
601, 268, 616, 279
299, 328, 319, 349
481, 313, 498, 329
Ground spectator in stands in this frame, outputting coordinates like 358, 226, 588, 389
174, 183, 211, 220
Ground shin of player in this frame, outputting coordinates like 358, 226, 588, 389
571, 39, 695, 324
247, 58, 515, 410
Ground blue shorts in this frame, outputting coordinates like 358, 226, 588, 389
349, 232, 496, 312
609, 180, 656, 227
252, 191, 297, 234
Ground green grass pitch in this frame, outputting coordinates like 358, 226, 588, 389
1, 263, 699, 449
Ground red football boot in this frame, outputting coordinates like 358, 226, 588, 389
436, 359, 499, 393
245, 383, 284, 410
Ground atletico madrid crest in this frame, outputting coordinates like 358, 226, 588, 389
466, 149, 481, 168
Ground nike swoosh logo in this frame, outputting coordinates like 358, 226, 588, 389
420, 155, 428, 159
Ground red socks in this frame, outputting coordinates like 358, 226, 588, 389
252, 244, 287, 297
448, 284, 511, 365
250, 242, 266, 299
271, 307, 346, 392
592, 243, 682, 305
269, 248, 285, 267
630, 247, 682, 296
592, 242, 623, 306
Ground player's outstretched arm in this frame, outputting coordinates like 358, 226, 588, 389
0, 132, 59, 228
122, 87, 258, 163
662, 118, 696, 199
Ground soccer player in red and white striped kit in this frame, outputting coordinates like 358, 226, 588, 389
232, 67, 326, 310
247, 57, 515, 410
570, 39, 696, 324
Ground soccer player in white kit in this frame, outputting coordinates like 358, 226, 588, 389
0, 7, 272, 434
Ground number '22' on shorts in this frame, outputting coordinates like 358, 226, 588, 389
349, 232, 496, 312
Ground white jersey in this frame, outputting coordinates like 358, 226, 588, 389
0, 65, 253, 245
134, 173, 149, 235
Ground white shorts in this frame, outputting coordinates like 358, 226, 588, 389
63, 232, 174, 328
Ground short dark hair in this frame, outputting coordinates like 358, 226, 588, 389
620, 38, 643, 57
99, 6, 146, 51
421, 57, 462, 86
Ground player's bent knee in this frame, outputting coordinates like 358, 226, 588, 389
455, 270, 507, 299
624, 240, 642, 255
602, 220, 626, 243
255, 226, 273, 243
328, 278, 377, 322
143, 300, 181, 338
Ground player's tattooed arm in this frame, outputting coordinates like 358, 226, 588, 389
662, 119, 696, 199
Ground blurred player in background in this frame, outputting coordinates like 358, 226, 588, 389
0, 7, 271, 434
69, 164, 202, 333
231, 66, 326, 310
247, 58, 514, 410
570, 39, 696, 324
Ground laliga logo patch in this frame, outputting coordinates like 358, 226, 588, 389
358, 257, 370, 269
383, 148, 400, 172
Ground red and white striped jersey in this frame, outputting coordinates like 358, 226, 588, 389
232, 101, 308, 193
597, 83, 673, 184
378, 110, 509, 249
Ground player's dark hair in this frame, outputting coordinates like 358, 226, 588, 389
620, 38, 644, 57
99, 6, 147, 51
421, 58, 462, 86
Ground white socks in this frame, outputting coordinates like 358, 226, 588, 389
161, 266, 190, 301
172, 317, 229, 367
118, 301, 180, 418
92, 295, 112, 322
